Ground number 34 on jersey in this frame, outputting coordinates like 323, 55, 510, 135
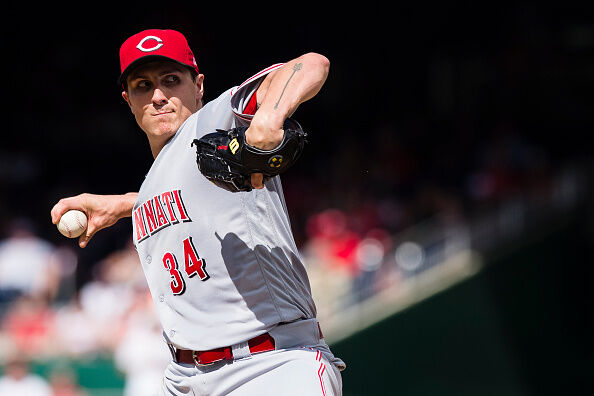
162, 236, 209, 295
133, 189, 209, 296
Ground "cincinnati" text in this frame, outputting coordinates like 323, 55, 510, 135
133, 189, 191, 244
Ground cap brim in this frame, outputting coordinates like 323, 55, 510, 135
118, 55, 196, 86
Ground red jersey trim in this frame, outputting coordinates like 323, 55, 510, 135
243, 91, 258, 116
231, 63, 284, 121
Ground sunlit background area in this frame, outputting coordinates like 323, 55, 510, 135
1, 3, 592, 395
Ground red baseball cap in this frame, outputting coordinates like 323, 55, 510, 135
118, 29, 199, 86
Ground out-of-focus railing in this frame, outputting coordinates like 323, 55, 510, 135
308, 161, 591, 344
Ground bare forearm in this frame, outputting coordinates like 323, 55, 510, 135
51, 192, 137, 220
114, 192, 138, 218
248, 53, 330, 149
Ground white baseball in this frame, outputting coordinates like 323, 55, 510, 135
57, 210, 88, 238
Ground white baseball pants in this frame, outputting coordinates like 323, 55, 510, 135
160, 345, 343, 395
160, 319, 345, 395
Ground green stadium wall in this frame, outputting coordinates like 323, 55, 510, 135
331, 213, 593, 396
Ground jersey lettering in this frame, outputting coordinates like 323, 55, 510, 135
161, 191, 179, 224
162, 237, 209, 296
153, 196, 171, 232
172, 190, 191, 222
162, 252, 186, 295
133, 189, 191, 244
133, 207, 149, 242
143, 200, 158, 234
183, 237, 209, 280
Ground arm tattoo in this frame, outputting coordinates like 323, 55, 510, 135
274, 62, 303, 110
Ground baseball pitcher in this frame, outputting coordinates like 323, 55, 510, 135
51, 29, 345, 395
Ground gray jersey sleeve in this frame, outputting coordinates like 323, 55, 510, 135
230, 63, 284, 125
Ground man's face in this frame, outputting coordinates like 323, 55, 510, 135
122, 60, 204, 150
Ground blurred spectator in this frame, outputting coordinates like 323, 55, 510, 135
351, 228, 393, 302
0, 352, 52, 396
0, 218, 61, 305
52, 295, 100, 358
304, 208, 361, 277
77, 241, 144, 351
0, 294, 56, 359
114, 288, 170, 396
49, 245, 79, 303
302, 209, 360, 321
48, 366, 89, 396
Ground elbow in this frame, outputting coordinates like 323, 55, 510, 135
309, 52, 330, 69
301, 52, 330, 76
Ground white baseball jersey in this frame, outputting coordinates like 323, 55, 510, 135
131, 64, 317, 351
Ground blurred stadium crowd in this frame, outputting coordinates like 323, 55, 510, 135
0, 225, 169, 395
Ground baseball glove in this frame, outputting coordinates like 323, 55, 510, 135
191, 119, 308, 192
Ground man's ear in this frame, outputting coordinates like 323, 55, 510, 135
122, 91, 133, 113
195, 74, 205, 104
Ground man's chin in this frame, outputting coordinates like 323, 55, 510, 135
151, 122, 180, 138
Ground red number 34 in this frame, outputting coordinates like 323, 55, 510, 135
162, 237, 209, 295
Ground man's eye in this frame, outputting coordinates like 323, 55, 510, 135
136, 80, 151, 89
164, 75, 180, 84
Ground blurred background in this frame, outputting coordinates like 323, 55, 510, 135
1, 2, 592, 395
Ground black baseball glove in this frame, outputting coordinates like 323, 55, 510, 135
191, 119, 308, 192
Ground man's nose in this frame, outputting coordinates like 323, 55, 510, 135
152, 88, 168, 105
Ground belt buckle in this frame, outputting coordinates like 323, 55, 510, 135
192, 351, 221, 367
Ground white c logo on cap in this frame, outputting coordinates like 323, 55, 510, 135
136, 36, 163, 52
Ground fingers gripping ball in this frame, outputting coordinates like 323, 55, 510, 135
192, 118, 308, 192
57, 210, 88, 238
